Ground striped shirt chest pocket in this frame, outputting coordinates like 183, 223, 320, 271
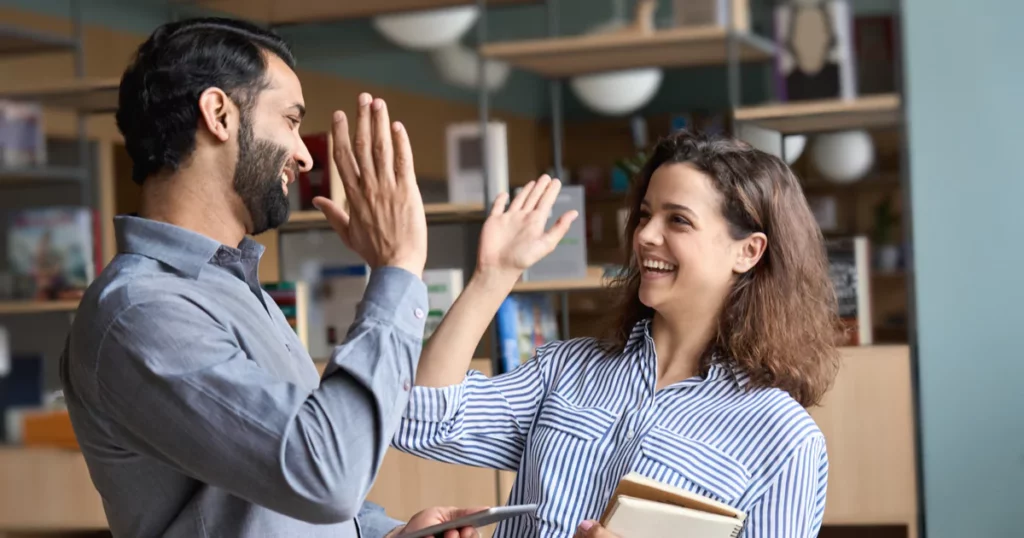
634, 427, 752, 505
524, 392, 620, 532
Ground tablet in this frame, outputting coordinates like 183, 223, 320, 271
394, 504, 539, 538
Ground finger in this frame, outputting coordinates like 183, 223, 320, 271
489, 192, 509, 216
460, 527, 479, 538
536, 177, 563, 214
354, 92, 376, 188
371, 98, 395, 184
313, 196, 353, 244
544, 210, 579, 249
523, 174, 553, 210
443, 531, 459, 538
509, 180, 537, 212
392, 120, 416, 188
331, 111, 361, 190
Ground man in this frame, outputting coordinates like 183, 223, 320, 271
60, 17, 480, 537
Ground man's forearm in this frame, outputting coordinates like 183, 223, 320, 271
414, 270, 516, 387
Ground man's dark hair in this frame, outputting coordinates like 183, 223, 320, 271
116, 17, 296, 184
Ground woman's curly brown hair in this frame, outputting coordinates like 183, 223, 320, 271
601, 130, 843, 407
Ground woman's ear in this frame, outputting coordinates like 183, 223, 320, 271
733, 232, 768, 274
197, 87, 233, 143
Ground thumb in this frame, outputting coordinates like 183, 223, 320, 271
313, 196, 352, 243
543, 210, 579, 249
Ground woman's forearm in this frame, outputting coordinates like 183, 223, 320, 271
415, 270, 517, 387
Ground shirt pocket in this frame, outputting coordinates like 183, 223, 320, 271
533, 392, 619, 441
635, 426, 752, 504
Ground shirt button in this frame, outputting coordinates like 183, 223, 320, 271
414, 308, 424, 319
403, 380, 411, 391
626, 429, 635, 439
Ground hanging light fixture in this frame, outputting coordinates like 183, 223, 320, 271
372, 6, 480, 50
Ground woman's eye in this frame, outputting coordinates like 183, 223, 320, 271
672, 216, 690, 226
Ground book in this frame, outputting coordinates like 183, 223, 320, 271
422, 269, 464, 341
494, 293, 559, 374
599, 472, 746, 538
826, 236, 872, 345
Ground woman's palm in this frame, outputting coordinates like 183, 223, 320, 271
477, 176, 578, 276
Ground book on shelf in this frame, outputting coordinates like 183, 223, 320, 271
495, 293, 559, 374
6, 206, 98, 301
0, 100, 46, 168
423, 269, 464, 342
262, 281, 311, 350
826, 235, 872, 345
599, 472, 746, 538
521, 184, 588, 282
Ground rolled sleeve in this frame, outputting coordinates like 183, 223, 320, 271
392, 349, 552, 471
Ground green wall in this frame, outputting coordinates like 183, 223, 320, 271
902, 0, 1024, 535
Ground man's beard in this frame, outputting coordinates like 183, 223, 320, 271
233, 113, 293, 235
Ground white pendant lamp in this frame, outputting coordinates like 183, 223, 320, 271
810, 129, 876, 184
568, 1, 662, 116
372, 6, 479, 50
430, 42, 511, 91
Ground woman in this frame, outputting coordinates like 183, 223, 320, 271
396, 130, 842, 538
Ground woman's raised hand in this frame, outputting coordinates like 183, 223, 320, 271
475, 174, 578, 286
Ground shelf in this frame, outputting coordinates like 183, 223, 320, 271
513, 266, 610, 292
0, 300, 80, 315
0, 165, 87, 186
186, 0, 541, 24
0, 24, 77, 57
0, 77, 120, 114
733, 94, 902, 135
479, 26, 775, 78
281, 202, 487, 231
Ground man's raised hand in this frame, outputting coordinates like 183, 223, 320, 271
313, 93, 427, 278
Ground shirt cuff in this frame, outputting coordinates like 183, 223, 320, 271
403, 382, 466, 422
358, 266, 429, 340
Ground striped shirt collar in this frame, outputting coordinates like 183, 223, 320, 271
626, 317, 751, 389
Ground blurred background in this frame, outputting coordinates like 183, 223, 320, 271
0, 1, 1019, 537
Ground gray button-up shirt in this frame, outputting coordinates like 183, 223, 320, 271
60, 215, 428, 537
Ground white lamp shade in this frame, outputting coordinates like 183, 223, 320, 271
430, 43, 510, 91
570, 68, 663, 116
372, 6, 479, 50
738, 123, 807, 164
810, 130, 876, 184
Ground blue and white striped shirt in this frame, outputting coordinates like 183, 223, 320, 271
395, 319, 828, 537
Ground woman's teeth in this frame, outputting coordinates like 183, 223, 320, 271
642, 259, 677, 272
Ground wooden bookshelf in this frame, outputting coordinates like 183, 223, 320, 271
281, 202, 487, 230
0, 77, 119, 114
0, 23, 76, 56
512, 265, 609, 292
188, 0, 540, 24
479, 26, 775, 78
0, 300, 79, 315
733, 94, 902, 134
0, 165, 87, 186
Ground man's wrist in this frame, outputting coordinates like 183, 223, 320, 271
380, 258, 425, 279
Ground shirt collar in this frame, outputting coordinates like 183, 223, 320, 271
629, 317, 750, 389
114, 215, 265, 279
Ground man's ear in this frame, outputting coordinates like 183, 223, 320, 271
197, 87, 233, 143
733, 232, 767, 274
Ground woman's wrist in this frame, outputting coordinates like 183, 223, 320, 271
471, 267, 521, 293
